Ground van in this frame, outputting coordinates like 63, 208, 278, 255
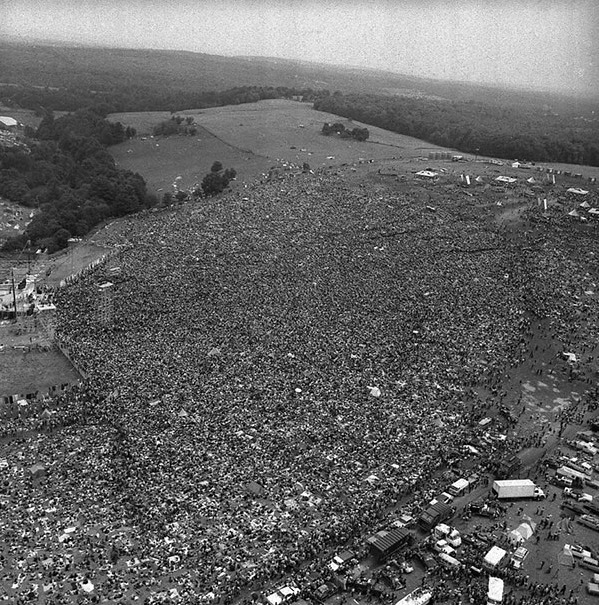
438, 552, 461, 568
433, 523, 451, 540
511, 547, 529, 569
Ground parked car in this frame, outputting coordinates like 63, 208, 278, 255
562, 501, 587, 516
414, 550, 438, 571
433, 540, 456, 556
313, 583, 336, 603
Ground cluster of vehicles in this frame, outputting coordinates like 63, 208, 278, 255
260, 428, 599, 605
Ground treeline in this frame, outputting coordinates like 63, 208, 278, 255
314, 93, 599, 167
1, 107, 155, 253
1, 84, 327, 114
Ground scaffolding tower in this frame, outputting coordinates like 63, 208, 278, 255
97, 282, 114, 327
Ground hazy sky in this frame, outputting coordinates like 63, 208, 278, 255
3, 0, 598, 95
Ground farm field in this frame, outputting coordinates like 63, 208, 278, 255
110, 123, 272, 193
109, 100, 456, 193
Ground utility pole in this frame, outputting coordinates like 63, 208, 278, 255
11, 268, 17, 322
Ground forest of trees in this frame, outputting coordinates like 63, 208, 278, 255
314, 93, 599, 167
1, 107, 155, 253
0, 84, 328, 115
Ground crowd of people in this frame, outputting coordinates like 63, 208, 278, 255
1, 168, 598, 604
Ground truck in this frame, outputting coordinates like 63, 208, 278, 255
487, 576, 504, 605
492, 479, 545, 500
496, 456, 521, 479
556, 465, 589, 484
418, 502, 455, 531
448, 478, 469, 497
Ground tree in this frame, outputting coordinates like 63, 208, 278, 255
223, 168, 237, 181
201, 162, 236, 196
201, 172, 226, 196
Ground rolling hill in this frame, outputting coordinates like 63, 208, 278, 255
1, 41, 596, 116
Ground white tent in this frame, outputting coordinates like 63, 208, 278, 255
0, 116, 18, 128
508, 521, 535, 544
567, 187, 589, 195
495, 176, 517, 184
568, 210, 580, 217
580, 201, 591, 208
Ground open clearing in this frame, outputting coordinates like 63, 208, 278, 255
109, 100, 455, 193
110, 124, 271, 193
111, 100, 599, 195
0, 348, 80, 397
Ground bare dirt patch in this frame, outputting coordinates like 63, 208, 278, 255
0, 347, 80, 397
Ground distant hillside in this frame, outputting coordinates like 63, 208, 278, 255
0, 42, 596, 116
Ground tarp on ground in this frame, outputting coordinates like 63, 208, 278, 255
558, 548, 575, 567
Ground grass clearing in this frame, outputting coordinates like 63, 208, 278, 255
110, 124, 271, 193
109, 100, 455, 194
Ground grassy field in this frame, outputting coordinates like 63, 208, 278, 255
109, 100, 454, 193
110, 124, 272, 193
